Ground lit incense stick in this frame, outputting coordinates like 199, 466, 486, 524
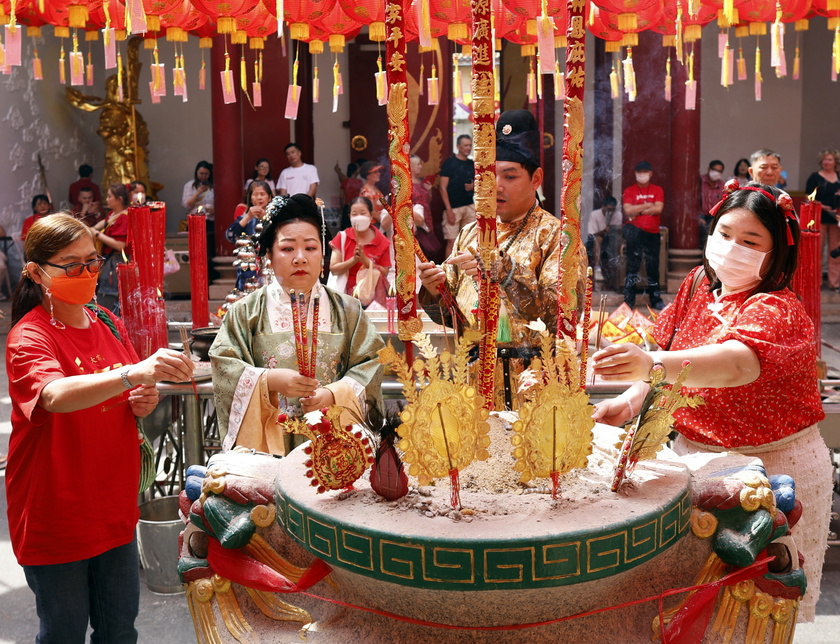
590, 294, 607, 386
309, 293, 320, 378
579, 267, 593, 391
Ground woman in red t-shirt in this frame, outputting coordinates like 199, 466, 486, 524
328, 196, 391, 307
591, 181, 832, 621
6, 214, 194, 642
90, 183, 130, 313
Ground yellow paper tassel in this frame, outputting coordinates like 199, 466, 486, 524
332, 58, 341, 110
428, 64, 439, 105
555, 35, 567, 48
329, 34, 345, 53
59, 45, 66, 84
494, 64, 500, 102
665, 56, 672, 100
115, 29, 126, 40
84, 30, 98, 41
738, 47, 747, 80
55, 26, 70, 39
524, 18, 537, 36
723, 0, 737, 27
240, 54, 247, 92
217, 16, 236, 34
448, 23, 467, 41
620, 33, 637, 47
146, 15, 160, 32
685, 25, 702, 43
308, 39, 323, 55
199, 57, 206, 89
609, 60, 619, 98
831, 0, 840, 10
199, 37, 212, 49
795, 19, 809, 31
143, 39, 156, 50
623, 48, 636, 101
793, 46, 801, 79
418, 0, 431, 47
605, 41, 620, 53
834, 28, 840, 74
369, 22, 385, 42
292, 52, 299, 86
617, 13, 637, 32
675, 2, 684, 62
451, 54, 462, 101
461, 44, 471, 56
289, 23, 308, 40
27, 26, 41, 37
0, 44, 5, 68
419, 62, 424, 94
527, 64, 537, 103
830, 17, 840, 30
68, 5, 88, 29
231, 31, 247, 45
313, 65, 319, 103
735, 25, 749, 38
749, 22, 767, 37
248, 36, 265, 50
117, 51, 123, 98
521, 44, 536, 57
536, 57, 543, 98
33, 52, 42, 79
554, 63, 564, 100
224, 51, 233, 94
166, 27, 186, 42
662, 35, 676, 47
722, 45, 730, 86
494, 38, 502, 51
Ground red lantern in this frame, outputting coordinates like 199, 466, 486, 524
189, 0, 260, 34
12, 0, 50, 36
599, 4, 663, 47
236, 2, 277, 46
274, 0, 338, 41
587, 4, 624, 49
404, 0, 449, 42
314, 2, 361, 52
338, 0, 386, 41
699, 0, 752, 27
190, 16, 217, 47
429, 0, 471, 41
159, 0, 208, 42
592, 0, 659, 33
652, 0, 716, 43
89, 0, 127, 31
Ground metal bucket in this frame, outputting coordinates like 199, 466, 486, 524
137, 496, 184, 594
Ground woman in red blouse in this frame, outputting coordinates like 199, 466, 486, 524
90, 183, 130, 313
592, 181, 832, 621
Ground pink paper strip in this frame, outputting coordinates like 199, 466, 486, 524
4, 25, 22, 66
285, 84, 301, 119
103, 29, 116, 69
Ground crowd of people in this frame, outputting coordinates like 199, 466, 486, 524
1, 115, 835, 638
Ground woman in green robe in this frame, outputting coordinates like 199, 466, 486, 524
210, 194, 384, 455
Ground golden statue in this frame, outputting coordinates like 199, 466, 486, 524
66, 36, 154, 197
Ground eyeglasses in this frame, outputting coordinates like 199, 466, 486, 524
42, 256, 106, 277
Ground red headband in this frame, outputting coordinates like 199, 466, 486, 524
708, 179, 797, 245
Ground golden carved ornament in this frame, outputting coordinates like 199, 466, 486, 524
379, 332, 490, 486
690, 508, 719, 539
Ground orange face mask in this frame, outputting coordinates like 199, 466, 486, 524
39, 267, 99, 305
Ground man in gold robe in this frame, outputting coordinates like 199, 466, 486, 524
418, 110, 562, 409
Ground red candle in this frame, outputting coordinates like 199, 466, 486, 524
188, 212, 210, 328
117, 259, 142, 354
792, 201, 821, 358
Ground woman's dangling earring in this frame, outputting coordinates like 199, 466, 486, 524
45, 288, 66, 330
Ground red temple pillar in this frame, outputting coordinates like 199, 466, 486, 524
669, 42, 701, 251
211, 38, 244, 257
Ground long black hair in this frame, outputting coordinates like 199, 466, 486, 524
192, 160, 214, 189
704, 182, 799, 294
11, 214, 94, 327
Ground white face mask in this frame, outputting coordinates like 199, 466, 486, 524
708, 170, 722, 181
635, 172, 651, 184
351, 215, 372, 232
705, 234, 769, 289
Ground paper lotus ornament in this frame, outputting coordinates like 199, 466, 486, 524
378, 333, 490, 508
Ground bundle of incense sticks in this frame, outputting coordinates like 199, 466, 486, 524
178, 326, 199, 399
289, 289, 320, 378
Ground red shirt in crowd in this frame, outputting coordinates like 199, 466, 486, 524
329, 226, 391, 295
622, 182, 664, 234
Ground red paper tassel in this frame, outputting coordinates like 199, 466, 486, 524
449, 468, 460, 509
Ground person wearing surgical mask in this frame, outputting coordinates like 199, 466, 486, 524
622, 160, 665, 310
699, 160, 725, 249
328, 195, 391, 307
591, 181, 831, 623
6, 214, 194, 643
